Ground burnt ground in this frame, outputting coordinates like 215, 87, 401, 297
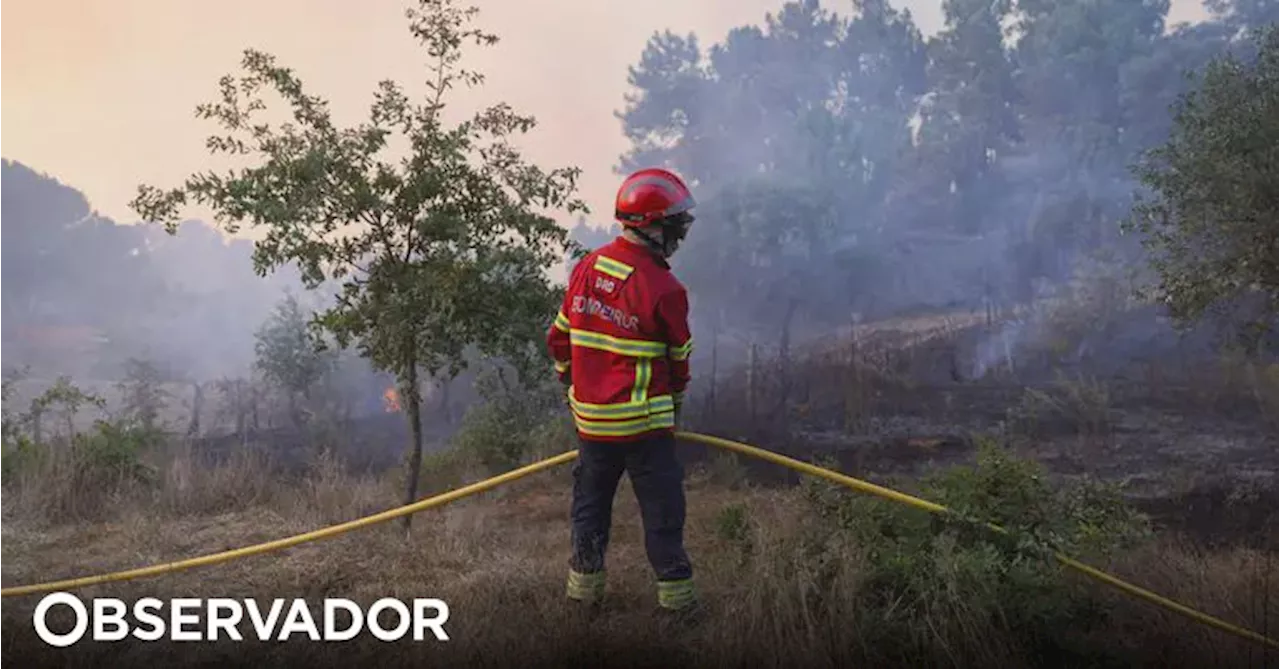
180, 309, 1277, 550
679, 399, 1277, 551
675, 312, 1279, 551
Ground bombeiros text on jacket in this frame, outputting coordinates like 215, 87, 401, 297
571, 295, 640, 332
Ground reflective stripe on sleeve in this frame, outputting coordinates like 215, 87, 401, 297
669, 338, 694, 361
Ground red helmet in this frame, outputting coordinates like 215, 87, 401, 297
614, 167, 696, 229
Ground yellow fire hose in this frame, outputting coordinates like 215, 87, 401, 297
0, 431, 1274, 650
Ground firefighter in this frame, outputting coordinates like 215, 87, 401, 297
546, 167, 699, 618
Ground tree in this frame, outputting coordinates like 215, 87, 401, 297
33, 376, 107, 442
131, 0, 585, 530
567, 216, 615, 254
116, 357, 171, 433
1206, 0, 1280, 34
253, 293, 335, 429
615, 29, 707, 176
912, 0, 1020, 235
1126, 23, 1278, 352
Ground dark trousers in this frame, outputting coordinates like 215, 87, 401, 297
569, 433, 692, 582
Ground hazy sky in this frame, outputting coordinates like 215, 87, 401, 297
3, 0, 1210, 232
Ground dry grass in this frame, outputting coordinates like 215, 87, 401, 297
1, 441, 1275, 669
1010, 371, 1114, 437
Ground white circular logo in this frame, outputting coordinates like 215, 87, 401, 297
33, 592, 89, 647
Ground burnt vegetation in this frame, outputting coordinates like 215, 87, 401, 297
2, 1, 1277, 667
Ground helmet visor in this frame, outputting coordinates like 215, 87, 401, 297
663, 211, 694, 241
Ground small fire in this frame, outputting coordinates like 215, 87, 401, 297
383, 387, 401, 413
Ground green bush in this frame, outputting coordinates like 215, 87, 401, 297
1009, 371, 1113, 437
714, 502, 755, 567
1, 432, 39, 483
452, 371, 568, 474
71, 419, 163, 483
800, 437, 1151, 663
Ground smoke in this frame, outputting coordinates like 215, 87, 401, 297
599, 0, 1267, 380
2, 159, 335, 386
3, 0, 1268, 416
970, 317, 1026, 380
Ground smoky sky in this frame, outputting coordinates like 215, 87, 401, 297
1, 0, 1210, 232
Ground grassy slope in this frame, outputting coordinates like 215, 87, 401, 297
2, 448, 1275, 669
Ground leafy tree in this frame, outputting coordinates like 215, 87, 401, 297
212, 376, 263, 437
1, 369, 27, 438
616, 30, 707, 176
253, 293, 335, 429
116, 357, 171, 432
912, 0, 1020, 235
130, 0, 585, 529
1126, 23, 1278, 351
1207, 0, 1280, 33
32, 376, 107, 441
617, 0, 927, 347
566, 216, 615, 253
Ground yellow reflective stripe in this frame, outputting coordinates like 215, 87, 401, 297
570, 329, 667, 358
569, 393, 675, 420
593, 255, 634, 281
657, 579, 696, 610
553, 310, 570, 333
632, 358, 652, 403
573, 411, 676, 437
566, 570, 606, 601
670, 338, 694, 361
553, 359, 570, 373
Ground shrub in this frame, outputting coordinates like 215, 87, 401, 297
452, 369, 568, 474
71, 419, 163, 483
714, 502, 755, 568
0, 432, 39, 484
1010, 371, 1113, 437
800, 436, 1151, 664
4, 419, 165, 524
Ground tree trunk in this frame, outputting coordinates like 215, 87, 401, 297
707, 321, 719, 419
232, 382, 247, 436
778, 298, 799, 411
440, 378, 452, 426
288, 393, 303, 432
250, 386, 261, 432
400, 358, 425, 535
846, 327, 862, 432
768, 298, 798, 429
187, 382, 203, 437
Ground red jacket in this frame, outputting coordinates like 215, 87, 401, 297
547, 236, 693, 442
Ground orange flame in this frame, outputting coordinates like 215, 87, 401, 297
383, 387, 401, 413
